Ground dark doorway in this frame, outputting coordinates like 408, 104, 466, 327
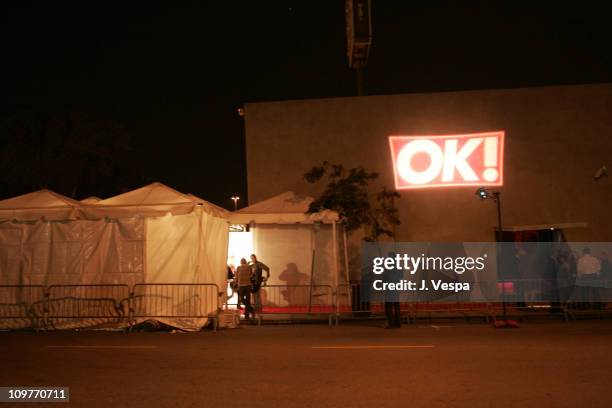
499, 228, 569, 308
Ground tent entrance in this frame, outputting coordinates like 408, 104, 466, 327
228, 227, 254, 268
226, 227, 254, 308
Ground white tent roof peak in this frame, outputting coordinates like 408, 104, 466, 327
0, 189, 81, 221
237, 191, 314, 214
230, 191, 338, 225
0, 184, 231, 222
97, 182, 192, 206
81, 196, 102, 204
0, 189, 81, 209
81, 182, 196, 218
186, 194, 230, 218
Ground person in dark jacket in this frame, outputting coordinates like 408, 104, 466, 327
384, 252, 402, 329
249, 254, 270, 314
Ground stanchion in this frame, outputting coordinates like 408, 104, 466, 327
476, 188, 519, 328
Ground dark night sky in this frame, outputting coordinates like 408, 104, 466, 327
2, 1, 611, 208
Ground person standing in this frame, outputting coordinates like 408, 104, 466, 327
554, 250, 573, 304
383, 252, 402, 329
226, 264, 236, 307
578, 247, 601, 277
577, 247, 601, 309
235, 258, 253, 319
249, 254, 270, 314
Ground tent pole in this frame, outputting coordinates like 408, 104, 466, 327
308, 249, 315, 313
196, 206, 203, 283
143, 217, 148, 282
332, 220, 339, 315
342, 226, 350, 312
342, 226, 349, 283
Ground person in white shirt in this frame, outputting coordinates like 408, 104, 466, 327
577, 247, 601, 278
577, 247, 601, 309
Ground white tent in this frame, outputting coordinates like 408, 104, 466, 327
186, 193, 231, 219
0, 189, 81, 221
80, 196, 102, 204
0, 183, 229, 330
228, 191, 347, 293
82, 182, 195, 218
81, 183, 230, 288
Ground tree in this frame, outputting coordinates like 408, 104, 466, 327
304, 162, 401, 241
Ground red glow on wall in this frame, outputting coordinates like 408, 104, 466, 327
389, 131, 505, 190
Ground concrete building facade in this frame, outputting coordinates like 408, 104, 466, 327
244, 83, 612, 242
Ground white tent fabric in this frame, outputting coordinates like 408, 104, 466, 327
228, 192, 345, 299
0, 215, 145, 330
0, 189, 81, 221
81, 182, 196, 219
80, 196, 102, 204
0, 217, 145, 286
186, 193, 230, 219
144, 207, 228, 330
0, 183, 229, 331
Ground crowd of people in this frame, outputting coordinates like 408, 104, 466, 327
227, 254, 270, 319
517, 246, 611, 309
224, 247, 611, 325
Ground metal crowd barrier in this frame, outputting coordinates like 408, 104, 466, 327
0, 285, 46, 330
481, 279, 612, 321
412, 302, 493, 323
559, 278, 612, 320
131, 283, 220, 330
336, 283, 419, 324
255, 284, 336, 326
2, 279, 612, 331
336, 281, 494, 323
411, 281, 494, 323
0, 283, 220, 331
45, 284, 130, 330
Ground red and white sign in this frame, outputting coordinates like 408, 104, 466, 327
389, 131, 504, 189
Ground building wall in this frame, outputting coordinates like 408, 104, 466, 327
245, 83, 612, 241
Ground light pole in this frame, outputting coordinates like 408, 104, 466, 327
231, 196, 240, 211
476, 187, 518, 328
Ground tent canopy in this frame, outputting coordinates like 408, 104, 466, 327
186, 193, 230, 219
0, 183, 228, 222
0, 189, 81, 221
0, 182, 231, 330
80, 196, 102, 204
229, 191, 338, 225
82, 182, 196, 218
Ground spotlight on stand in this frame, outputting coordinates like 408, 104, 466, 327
476, 187, 489, 200
474, 186, 519, 329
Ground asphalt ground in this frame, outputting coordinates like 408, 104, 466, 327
1, 320, 612, 408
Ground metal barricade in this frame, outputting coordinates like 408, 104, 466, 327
4, 279, 608, 331
335, 282, 413, 324
412, 301, 492, 323
256, 284, 335, 326
562, 278, 612, 320
485, 279, 572, 321
131, 283, 220, 330
46, 284, 130, 330
336, 283, 381, 316
410, 281, 493, 323
0, 285, 46, 330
